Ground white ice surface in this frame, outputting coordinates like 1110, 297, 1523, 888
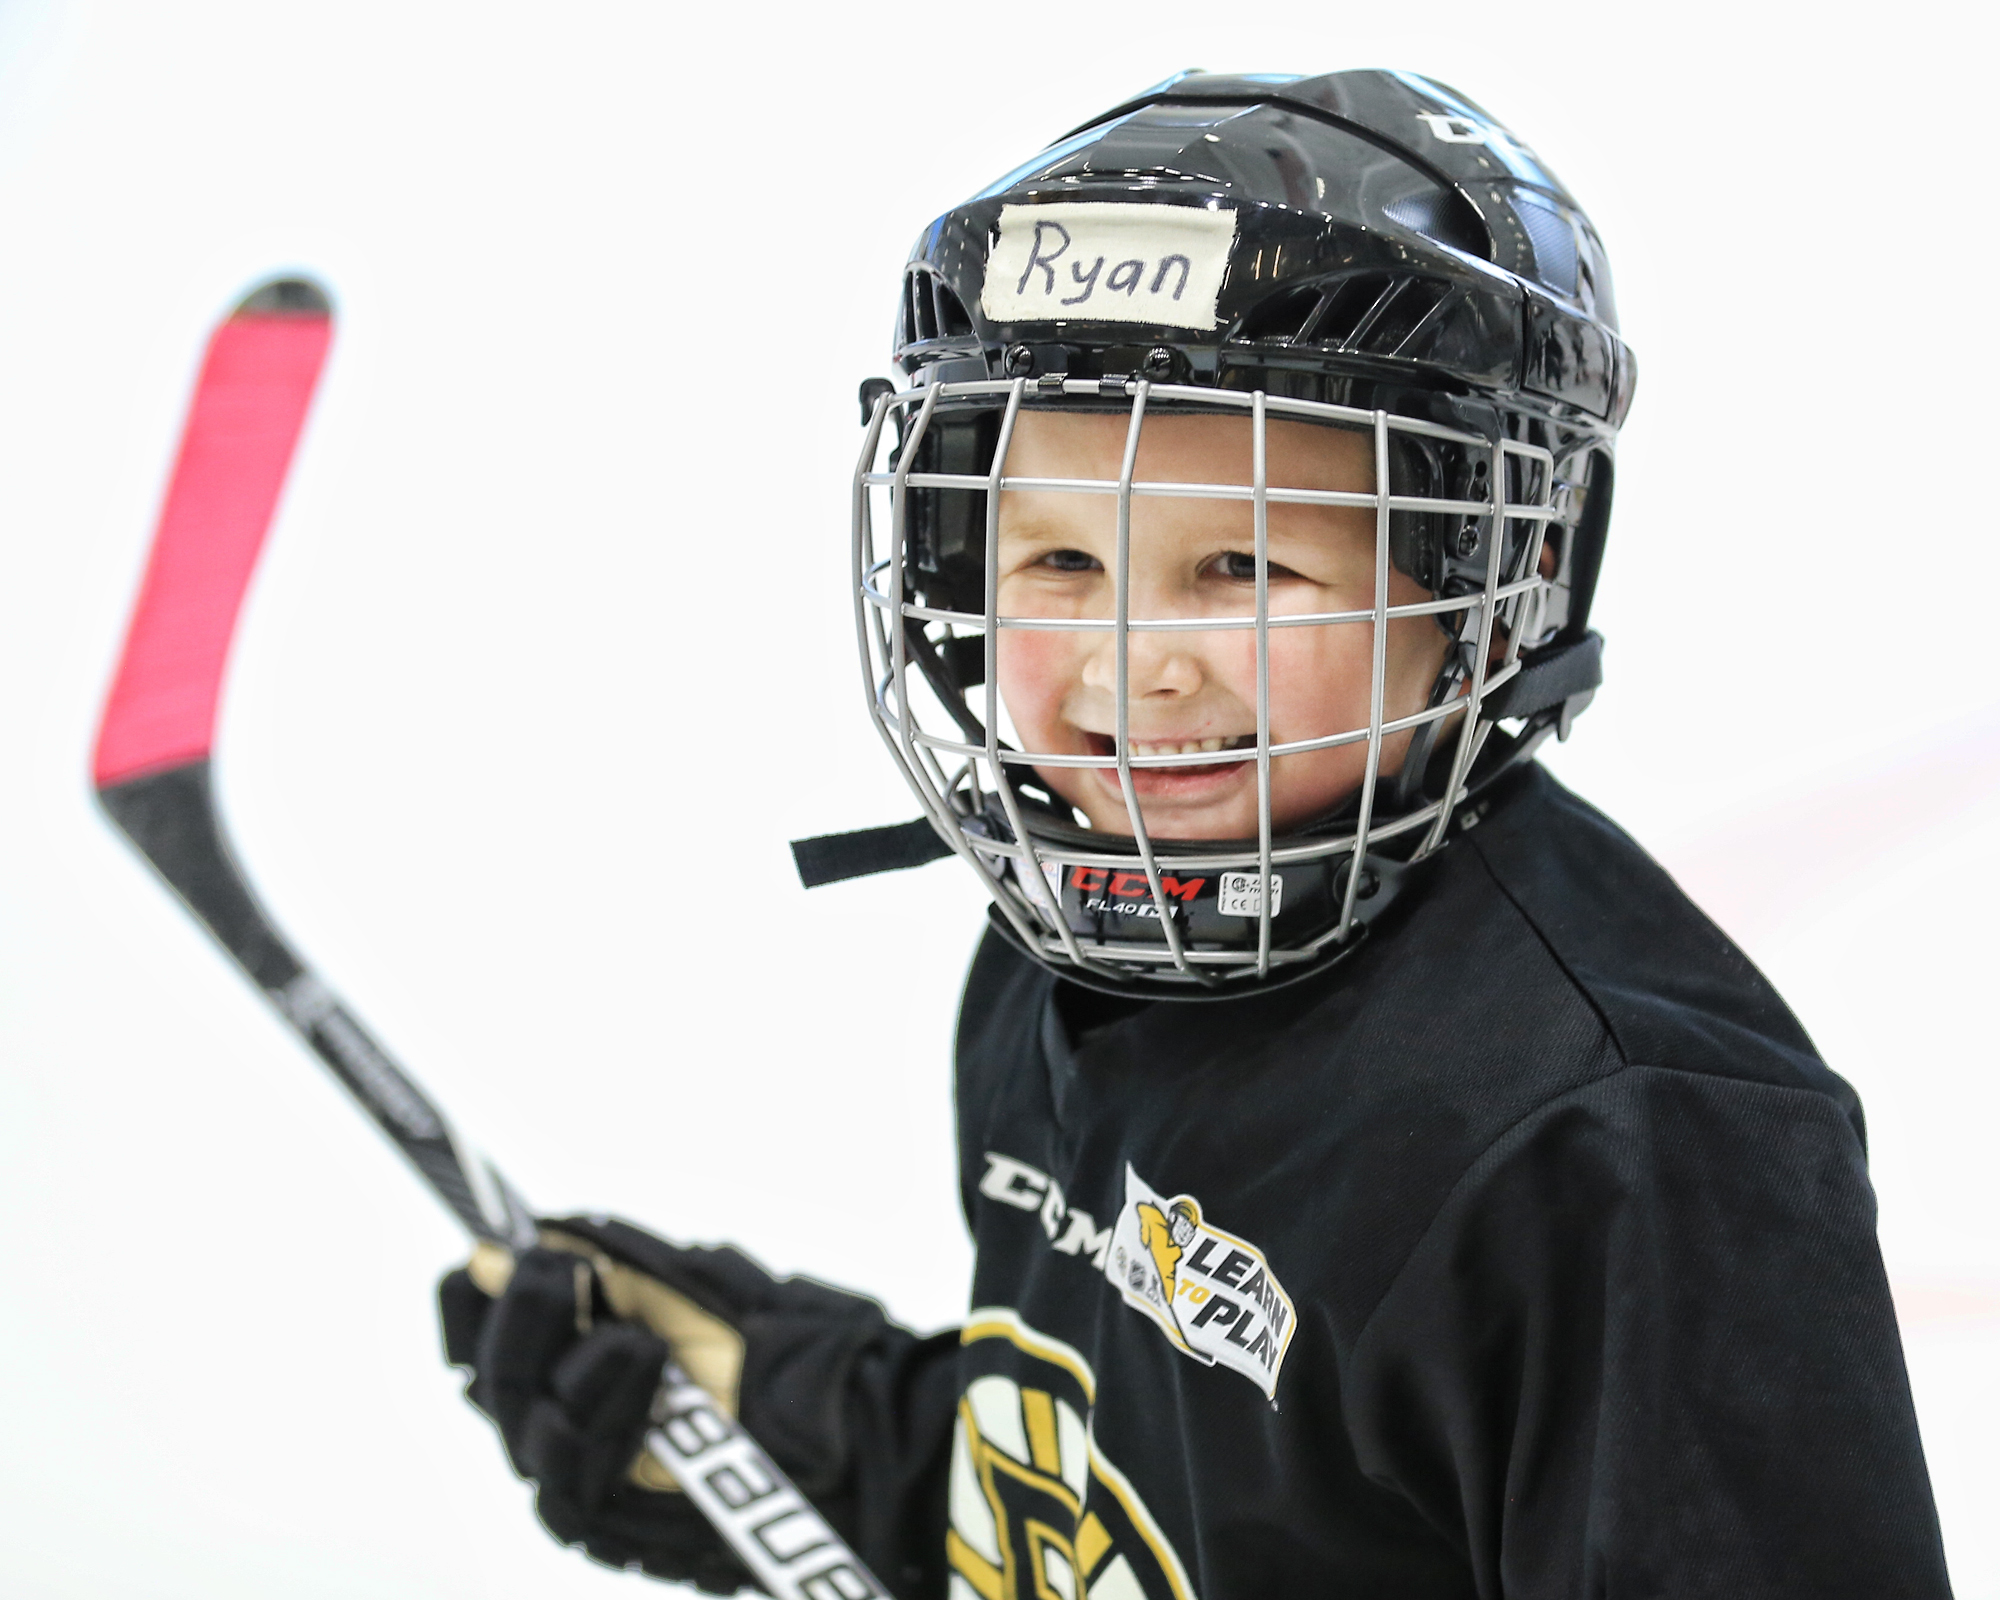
0, 2, 1993, 1595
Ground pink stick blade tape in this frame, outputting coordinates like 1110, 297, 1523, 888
93, 291, 333, 788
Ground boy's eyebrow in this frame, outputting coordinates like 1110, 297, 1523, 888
995, 506, 1109, 542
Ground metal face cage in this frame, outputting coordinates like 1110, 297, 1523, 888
854, 375, 1560, 994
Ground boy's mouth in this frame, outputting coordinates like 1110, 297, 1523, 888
1081, 732, 1256, 785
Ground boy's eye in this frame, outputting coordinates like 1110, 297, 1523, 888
1036, 548, 1102, 573
1210, 551, 1302, 582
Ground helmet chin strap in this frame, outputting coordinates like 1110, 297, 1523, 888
1379, 647, 1471, 817
790, 817, 954, 888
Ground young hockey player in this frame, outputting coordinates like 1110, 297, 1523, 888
438, 70, 1953, 1598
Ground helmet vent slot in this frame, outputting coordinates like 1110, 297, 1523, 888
900, 270, 975, 347
933, 278, 974, 337
1512, 193, 1579, 297
1311, 273, 1397, 348
1224, 273, 1469, 368
1381, 187, 1490, 260
903, 270, 936, 343
1227, 274, 1458, 358
1355, 279, 1454, 356
1235, 285, 1322, 343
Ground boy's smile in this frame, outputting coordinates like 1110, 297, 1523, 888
993, 409, 1452, 840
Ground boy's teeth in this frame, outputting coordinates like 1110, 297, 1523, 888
1129, 736, 1238, 756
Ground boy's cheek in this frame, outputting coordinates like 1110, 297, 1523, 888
1268, 744, 1380, 831
1266, 630, 1373, 735
995, 633, 1086, 741
1205, 631, 1261, 697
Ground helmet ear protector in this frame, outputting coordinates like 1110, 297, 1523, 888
795, 70, 1632, 999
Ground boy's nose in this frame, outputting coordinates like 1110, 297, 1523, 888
1081, 627, 1205, 699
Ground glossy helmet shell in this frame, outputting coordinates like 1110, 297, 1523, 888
858, 69, 1635, 995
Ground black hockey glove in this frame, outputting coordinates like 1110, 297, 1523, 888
438, 1216, 953, 1597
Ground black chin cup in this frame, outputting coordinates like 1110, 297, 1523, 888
979, 847, 1418, 1001
955, 800, 1415, 990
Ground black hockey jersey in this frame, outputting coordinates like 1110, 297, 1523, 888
930, 764, 1950, 1600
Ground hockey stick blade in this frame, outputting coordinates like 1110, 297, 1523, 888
91, 275, 531, 1249
93, 278, 892, 1600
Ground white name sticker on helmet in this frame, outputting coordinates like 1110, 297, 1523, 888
981, 202, 1238, 329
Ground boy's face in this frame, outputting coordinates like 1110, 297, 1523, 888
994, 411, 1451, 841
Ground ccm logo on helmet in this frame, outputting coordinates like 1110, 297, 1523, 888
1067, 867, 1206, 900
1414, 111, 1492, 144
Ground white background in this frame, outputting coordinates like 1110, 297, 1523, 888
1, 1, 1994, 1594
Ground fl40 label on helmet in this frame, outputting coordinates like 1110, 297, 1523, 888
1041, 863, 1283, 922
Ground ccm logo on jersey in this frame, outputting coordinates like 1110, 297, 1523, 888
978, 1152, 1297, 1399
981, 201, 1238, 329
979, 1152, 1114, 1268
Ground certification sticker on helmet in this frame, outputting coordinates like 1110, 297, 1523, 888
981, 202, 1239, 329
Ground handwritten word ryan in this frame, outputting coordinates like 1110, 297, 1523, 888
1013, 220, 1194, 310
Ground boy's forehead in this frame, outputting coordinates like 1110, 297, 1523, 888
1004, 408, 1374, 486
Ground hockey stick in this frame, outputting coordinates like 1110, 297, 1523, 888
93, 278, 888, 1600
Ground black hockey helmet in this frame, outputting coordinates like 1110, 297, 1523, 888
840, 69, 1635, 996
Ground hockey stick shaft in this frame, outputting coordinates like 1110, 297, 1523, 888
97, 759, 537, 1248
94, 280, 890, 1600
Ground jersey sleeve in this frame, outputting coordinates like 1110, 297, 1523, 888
1341, 1063, 1951, 1599
824, 1322, 961, 1598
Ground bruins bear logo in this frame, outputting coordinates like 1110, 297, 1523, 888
949, 1310, 1196, 1600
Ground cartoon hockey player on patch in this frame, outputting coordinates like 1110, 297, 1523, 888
1136, 1196, 1199, 1309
